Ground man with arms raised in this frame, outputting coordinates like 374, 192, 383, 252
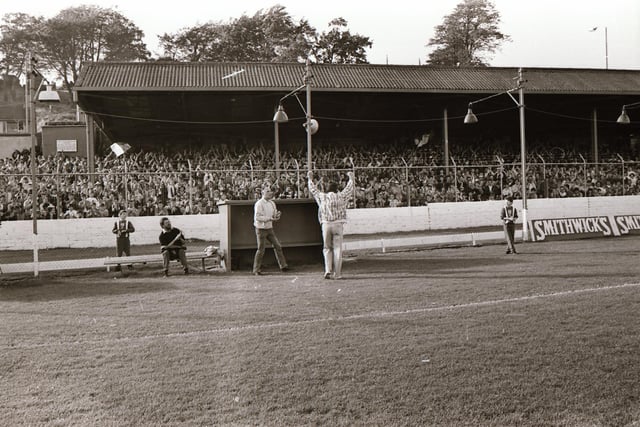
308, 171, 355, 279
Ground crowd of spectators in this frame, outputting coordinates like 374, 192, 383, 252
0, 140, 638, 221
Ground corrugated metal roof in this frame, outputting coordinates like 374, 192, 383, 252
74, 62, 640, 95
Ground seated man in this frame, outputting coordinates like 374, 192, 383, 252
159, 217, 189, 277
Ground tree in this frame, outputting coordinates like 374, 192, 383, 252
159, 6, 315, 63
217, 6, 315, 62
0, 6, 149, 96
311, 18, 372, 64
40, 6, 149, 95
158, 6, 372, 64
426, 0, 510, 67
0, 13, 45, 77
158, 23, 225, 62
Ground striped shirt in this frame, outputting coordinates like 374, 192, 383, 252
308, 177, 354, 223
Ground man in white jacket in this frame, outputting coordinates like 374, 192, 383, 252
252, 187, 289, 275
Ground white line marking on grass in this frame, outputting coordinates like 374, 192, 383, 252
6, 283, 640, 350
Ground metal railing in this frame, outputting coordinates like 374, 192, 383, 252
0, 159, 639, 220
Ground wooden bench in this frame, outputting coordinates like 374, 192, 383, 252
104, 250, 226, 273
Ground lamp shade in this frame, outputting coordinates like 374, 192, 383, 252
38, 84, 61, 103
273, 105, 289, 123
463, 107, 478, 124
616, 108, 630, 124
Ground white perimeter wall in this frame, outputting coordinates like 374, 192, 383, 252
1, 196, 638, 250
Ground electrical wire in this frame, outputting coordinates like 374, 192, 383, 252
526, 107, 624, 124
72, 87, 636, 125
317, 106, 518, 123
468, 89, 517, 106
80, 110, 275, 125
9, 94, 631, 126
79, 106, 524, 125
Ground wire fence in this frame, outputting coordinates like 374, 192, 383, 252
1, 157, 639, 277
1, 158, 639, 222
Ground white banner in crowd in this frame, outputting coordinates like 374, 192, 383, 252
109, 142, 131, 157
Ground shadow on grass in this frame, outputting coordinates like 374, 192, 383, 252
346, 253, 634, 281
351, 256, 518, 274
520, 249, 635, 255
0, 272, 178, 302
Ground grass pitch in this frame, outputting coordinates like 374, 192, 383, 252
1, 238, 639, 426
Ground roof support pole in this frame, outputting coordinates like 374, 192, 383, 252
274, 120, 281, 174
517, 68, 528, 242
305, 60, 313, 172
27, 50, 40, 277
443, 108, 449, 173
85, 113, 95, 180
591, 108, 599, 174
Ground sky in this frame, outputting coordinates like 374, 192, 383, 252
2, 0, 640, 70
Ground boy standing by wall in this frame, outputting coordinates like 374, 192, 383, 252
500, 196, 518, 254
112, 210, 135, 271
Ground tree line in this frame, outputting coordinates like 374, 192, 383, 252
0, 0, 509, 96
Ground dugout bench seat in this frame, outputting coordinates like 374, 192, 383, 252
104, 250, 226, 274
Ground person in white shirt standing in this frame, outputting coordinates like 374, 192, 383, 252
252, 187, 289, 275
308, 171, 355, 279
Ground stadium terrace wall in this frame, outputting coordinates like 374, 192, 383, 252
1, 196, 639, 251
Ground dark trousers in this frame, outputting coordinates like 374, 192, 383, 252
503, 222, 516, 252
162, 248, 188, 272
116, 237, 131, 257
253, 228, 287, 273
115, 237, 131, 270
